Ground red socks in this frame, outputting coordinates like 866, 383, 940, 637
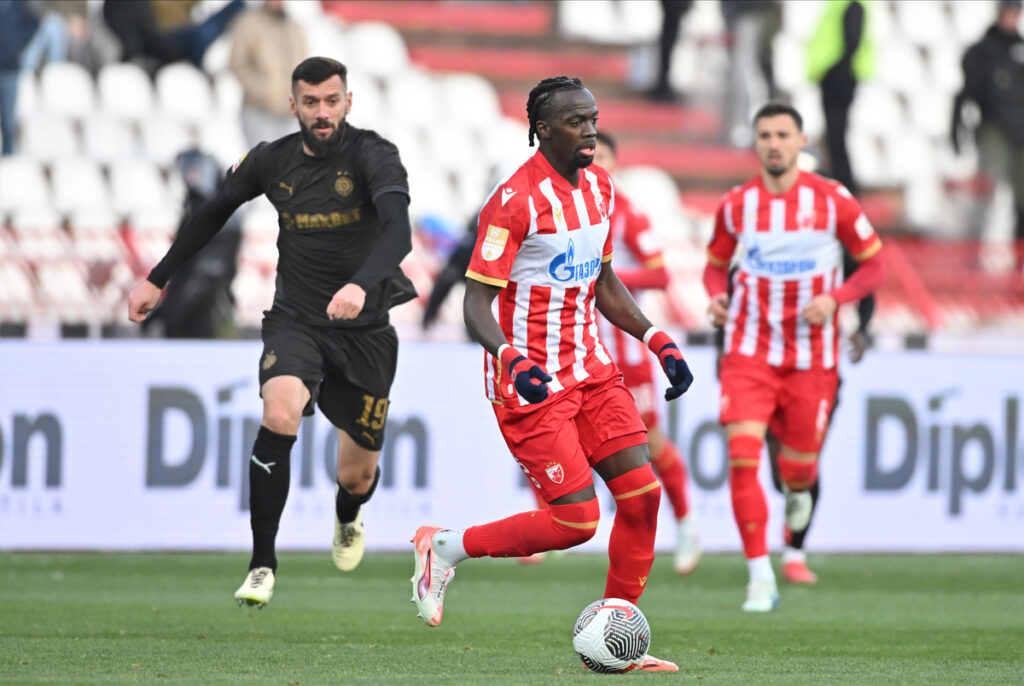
604, 464, 661, 603
728, 435, 768, 559
651, 442, 689, 519
462, 499, 600, 559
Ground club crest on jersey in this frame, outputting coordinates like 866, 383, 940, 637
482, 225, 509, 261
796, 207, 816, 230
549, 238, 601, 283
335, 172, 354, 196
544, 462, 564, 484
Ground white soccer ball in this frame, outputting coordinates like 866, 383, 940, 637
572, 598, 651, 673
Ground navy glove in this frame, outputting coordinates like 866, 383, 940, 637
499, 345, 552, 404
647, 329, 694, 401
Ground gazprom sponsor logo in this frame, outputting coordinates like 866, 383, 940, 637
549, 238, 601, 283
747, 245, 816, 275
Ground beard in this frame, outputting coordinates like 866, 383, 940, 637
299, 118, 345, 157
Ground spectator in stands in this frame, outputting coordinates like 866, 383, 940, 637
19, 2, 68, 74
722, 0, 782, 148
229, 0, 307, 147
952, 0, 1024, 263
102, 0, 244, 72
19, 1, 118, 77
647, 0, 692, 103
806, 0, 875, 196
0, 1, 39, 155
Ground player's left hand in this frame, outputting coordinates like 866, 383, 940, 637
327, 283, 366, 320
801, 294, 837, 326
647, 330, 693, 401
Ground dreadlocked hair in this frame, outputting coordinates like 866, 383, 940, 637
526, 76, 585, 147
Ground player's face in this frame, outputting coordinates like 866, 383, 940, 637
538, 89, 599, 171
754, 114, 806, 178
593, 140, 616, 173
290, 75, 352, 156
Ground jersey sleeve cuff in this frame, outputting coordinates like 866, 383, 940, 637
466, 270, 508, 287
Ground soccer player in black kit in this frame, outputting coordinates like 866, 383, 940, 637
128, 57, 416, 607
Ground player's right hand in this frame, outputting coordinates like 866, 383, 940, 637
512, 363, 552, 404
499, 344, 552, 404
647, 329, 694, 401
127, 280, 161, 323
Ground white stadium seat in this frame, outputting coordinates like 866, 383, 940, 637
197, 115, 248, 171
155, 63, 213, 126
345, 22, 409, 79
109, 159, 171, 216
39, 62, 96, 120
97, 62, 155, 123
50, 158, 111, 215
0, 157, 50, 216
83, 112, 140, 164
383, 69, 440, 130
20, 113, 79, 163
439, 73, 502, 134
141, 114, 196, 168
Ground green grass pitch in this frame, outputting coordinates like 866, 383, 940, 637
2, 551, 1022, 684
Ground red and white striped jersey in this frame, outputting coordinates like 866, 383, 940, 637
598, 191, 664, 370
466, 151, 616, 407
708, 171, 882, 370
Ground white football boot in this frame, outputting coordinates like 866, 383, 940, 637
742, 577, 780, 612
234, 567, 274, 608
673, 512, 701, 575
332, 510, 365, 571
410, 525, 455, 627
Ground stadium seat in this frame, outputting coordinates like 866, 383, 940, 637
141, 115, 196, 168
949, 0, 998, 46
0, 258, 39, 323
0, 157, 50, 217
68, 208, 127, 265
20, 113, 79, 163
927, 44, 964, 96
35, 258, 98, 324
345, 71, 387, 130
907, 89, 953, 140
346, 21, 409, 79
155, 63, 214, 127
39, 62, 96, 120
616, 165, 687, 242
214, 72, 244, 119
109, 159, 171, 217
847, 132, 891, 187
384, 69, 441, 130
202, 34, 232, 75
50, 158, 111, 215
303, 16, 351, 64
876, 40, 927, 94
13, 70, 38, 127
83, 112, 140, 164
895, 1, 952, 48
438, 73, 502, 134
780, 0, 826, 40
97, 62, 155, 123
231, 264, 276, 326
850, 84, 905, 138
9, 207, 67, 263
197, 115, 248, 171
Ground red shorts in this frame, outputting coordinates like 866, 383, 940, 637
617, 357, 659, 428
492, 363, 648, 502
719, 353, 838, 453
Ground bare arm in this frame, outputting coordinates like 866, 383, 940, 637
463, 278, 510, 356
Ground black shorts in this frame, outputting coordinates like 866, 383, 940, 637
258, 309, 398, 450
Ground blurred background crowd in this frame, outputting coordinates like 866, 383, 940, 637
0, 0, 1022, 351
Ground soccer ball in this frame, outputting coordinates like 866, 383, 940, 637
572, 598, 650, 673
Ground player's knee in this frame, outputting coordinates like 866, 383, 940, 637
548, 499, 601, 548
262, 401, 301, 435
606, 463, 661, 523
778, 456, 818, 491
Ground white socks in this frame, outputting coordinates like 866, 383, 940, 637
747, 554, 775, 582
432, 529, 468, 566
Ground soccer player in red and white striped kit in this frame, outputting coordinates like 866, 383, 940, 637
704, 102, 886, 612
411, 77, 692, 672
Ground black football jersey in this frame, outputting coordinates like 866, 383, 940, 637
223, 125, 415, 327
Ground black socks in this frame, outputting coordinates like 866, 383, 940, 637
248, 426, 296, 571
336, 466, 380, 524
